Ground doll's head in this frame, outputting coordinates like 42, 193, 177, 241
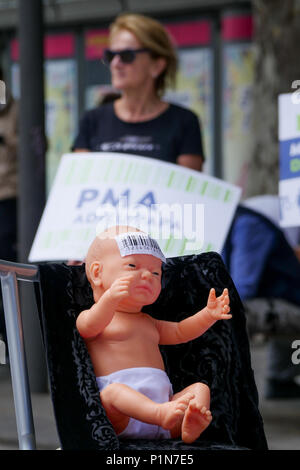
85, 226, 165, 305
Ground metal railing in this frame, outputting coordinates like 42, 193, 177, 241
0, 259, 39, 450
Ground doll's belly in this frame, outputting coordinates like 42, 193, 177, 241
87, 338, 165, 377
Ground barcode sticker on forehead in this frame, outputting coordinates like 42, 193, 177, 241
115, 232, 166, 263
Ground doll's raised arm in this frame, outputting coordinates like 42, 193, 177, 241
155, 288, 231, 345
76, 275, 133, 338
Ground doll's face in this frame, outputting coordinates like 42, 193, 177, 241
101, 247, 162, 306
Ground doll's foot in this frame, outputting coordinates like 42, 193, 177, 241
159, 393, 194, 430
181, 400, 212, 443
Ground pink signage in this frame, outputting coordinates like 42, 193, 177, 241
84, 21, 211, 60
85, 29, 109, 59
11, 33, 75, 61
222, 14, 253, 41
165, 20, 211, 47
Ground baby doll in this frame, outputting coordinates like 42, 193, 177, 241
76, 226, 232, 443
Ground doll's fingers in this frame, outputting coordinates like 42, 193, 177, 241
114, 284, 128, 292
112, 277, 131, 289
117, 290, 127, 297
221, 301, 229, 311
119, 283, 130, 290
216, 289, 225, 301
114, 281, 131, 291
222, 304, 231, 312
117, 288, 130, 297
222, 289, 229, 299
208, 288, 216, 300
118, 276, 134, 286
221, 314, 232, 319
114, 283, 129, 292
221, 307, 232, 317
119, 279, 132, 286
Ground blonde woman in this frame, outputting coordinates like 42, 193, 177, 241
73, 13, 204, 171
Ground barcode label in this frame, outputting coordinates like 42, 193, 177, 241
115, 232, 166, 263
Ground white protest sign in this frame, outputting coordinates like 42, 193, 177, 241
278, 93, 300, 227
29, 153, 241, 262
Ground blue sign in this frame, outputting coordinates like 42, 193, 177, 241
279, 138, 300, 180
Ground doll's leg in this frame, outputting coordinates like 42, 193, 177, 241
100, 383, 193, 435
170, 382, 212, 443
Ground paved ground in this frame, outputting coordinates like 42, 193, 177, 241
0, 364, 59, 450
0, 340, 299, 451
251, 340, 300, 450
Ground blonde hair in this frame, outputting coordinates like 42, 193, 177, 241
109, 13, 177, 96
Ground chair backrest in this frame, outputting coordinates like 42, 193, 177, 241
36, 252, 267, 450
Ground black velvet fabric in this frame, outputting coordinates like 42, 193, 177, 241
36, 252, 268, 451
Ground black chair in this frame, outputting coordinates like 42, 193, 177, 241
0, 252, 268, 450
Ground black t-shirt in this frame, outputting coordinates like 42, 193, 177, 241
72, 102, 204, 164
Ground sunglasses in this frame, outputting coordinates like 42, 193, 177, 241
102, 48, 150, 65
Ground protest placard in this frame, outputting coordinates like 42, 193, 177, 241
29, 152, 241, 261
278, 92, 300, 227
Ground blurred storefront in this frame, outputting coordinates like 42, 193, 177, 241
0, 0, 253, 194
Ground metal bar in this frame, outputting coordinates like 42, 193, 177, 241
19, 0, 46, 263
0, 259, 38, 282
0, 271, 36, 450
18, 0, 47, 394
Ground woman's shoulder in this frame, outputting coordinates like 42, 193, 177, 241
166, 102, 199, 122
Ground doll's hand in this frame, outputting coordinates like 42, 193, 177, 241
107, 275, 134, 304
206, 288, 232, 320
